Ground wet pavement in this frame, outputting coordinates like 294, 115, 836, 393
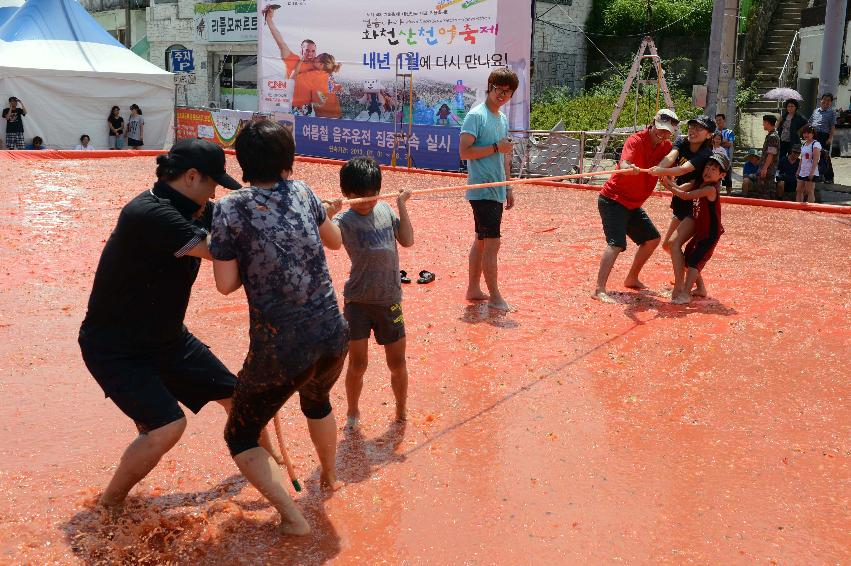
0, 156, 848, 564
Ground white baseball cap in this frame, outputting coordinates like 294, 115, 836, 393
653, 108, 680, 133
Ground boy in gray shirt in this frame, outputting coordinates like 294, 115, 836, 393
332, 157, 414, 430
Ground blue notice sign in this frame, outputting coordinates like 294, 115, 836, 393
170, 49, 194, 73
294, 116, 460, 171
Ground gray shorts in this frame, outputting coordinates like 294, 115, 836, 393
344, 302, 405, 345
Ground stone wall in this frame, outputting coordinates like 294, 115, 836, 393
532, 0, 593, 97
740, 0, 781, 78
585, 35, 709, 91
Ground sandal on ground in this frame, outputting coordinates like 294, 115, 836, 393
400, 270, 411, 284
417, 270, 435, 284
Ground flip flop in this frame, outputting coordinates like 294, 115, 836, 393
400, 270, 411, 284
417, 270, 435, 284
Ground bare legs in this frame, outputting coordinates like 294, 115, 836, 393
466, 238, 510, 310
623, 237, 660, 289
306, 411, 339, 489
100, 397, 282, 508
345, 337, 408, 428
593, 238, 659, 302
344, 338, 369, 429
796, 179, 815, 203
384, 338, 408, 421
99, 418, 187, 508
661, 217, 680, 253
670, 218, 696, 303
232, 447, 311, 535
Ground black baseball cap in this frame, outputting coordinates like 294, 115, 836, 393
707, 152, 730, 172
168, 139, 241, 190
687, 115, 717, 133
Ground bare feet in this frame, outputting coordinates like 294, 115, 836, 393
320, 473, 343, 492
487, 298, 513, 312
344, 415, 360, 432
623, 278, 647, 290
465, 289, 489, 301
591, 289, 617, 304
277, 508, 311, 536
395, 408, 407, 422
671, 292, 691, 305
691, 287, 708, 298
98, 496, 124, 519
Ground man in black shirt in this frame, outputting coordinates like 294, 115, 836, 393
3, 97, 27, 150
79, 139, 279, 510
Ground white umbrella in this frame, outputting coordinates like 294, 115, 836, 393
763, 87, 804, 101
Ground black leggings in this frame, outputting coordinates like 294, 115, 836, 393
224, 347, 347, 457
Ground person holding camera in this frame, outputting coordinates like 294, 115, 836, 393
3, 97, 27, 150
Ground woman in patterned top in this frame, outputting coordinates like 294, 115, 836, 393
210, 120, 348, 535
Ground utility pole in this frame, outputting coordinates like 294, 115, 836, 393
718, 0, 739, 128
125, 0, 132, 48
819, 0, 848, 98
705, 0, 725, 115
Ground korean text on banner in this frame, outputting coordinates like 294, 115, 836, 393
257, 0, 531, 171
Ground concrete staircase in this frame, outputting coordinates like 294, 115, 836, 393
741, 1, 806, 115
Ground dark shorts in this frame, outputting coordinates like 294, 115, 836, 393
797, 174, 821, 183
79, 330, 236, 433
127, 138, 143, 147
344, 301, 405, 345
670, 196, 693, 221
685, 236, 720, 272
597, 194, 660, 250
469, 199, 503, 239
225, 347, 347, 456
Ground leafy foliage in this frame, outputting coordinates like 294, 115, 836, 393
587, 0, 713, 38
530, 58, 702, 132
734, 74, 764, 109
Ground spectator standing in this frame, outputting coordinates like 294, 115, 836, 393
107, 106, 125, 150
777, 99, 807, 161
75, 134, 94, 150
126, 104, 145, 148
755, 115, 780, 198
796, 125, 821, 203
775, 144, 800, 200
3, 96, 27, 150
714, 114, 735, 194
808, 93, 836, 184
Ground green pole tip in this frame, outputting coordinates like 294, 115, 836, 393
292, 479, 302, 492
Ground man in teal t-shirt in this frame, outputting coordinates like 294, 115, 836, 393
459, 67, 518, 312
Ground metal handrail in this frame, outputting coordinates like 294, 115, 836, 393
778, 30, 800, 88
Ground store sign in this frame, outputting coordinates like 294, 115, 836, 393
175, 108, 256, 148
193, 1, 258, 43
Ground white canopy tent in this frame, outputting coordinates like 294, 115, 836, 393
0, 0, 174, 149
